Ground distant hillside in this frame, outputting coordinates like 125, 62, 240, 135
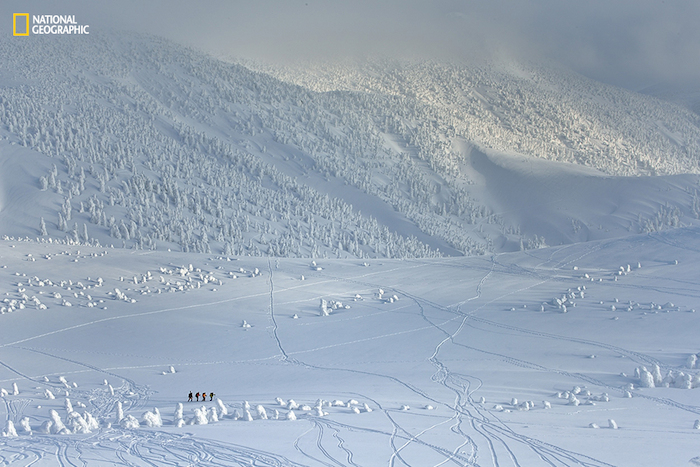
254, 58, 700, 176
1, 34, 699, 258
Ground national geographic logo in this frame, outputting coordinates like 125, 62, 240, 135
13, 13, 29, 36
13, 14, 90, 36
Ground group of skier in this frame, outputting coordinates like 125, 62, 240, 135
188, 391, 214, 402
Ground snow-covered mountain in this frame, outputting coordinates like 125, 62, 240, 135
2, 34, 700, 259
2, 31, 700, 467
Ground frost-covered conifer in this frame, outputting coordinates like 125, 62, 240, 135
49, 409, 67, 434
216, 399, 228, 416
67, 411, 90, 433
19, 417, 32, 434
174, 402, 184, 422
3, 420, 18, 437
116, 401, 124, 422
639, 367, 655, 388
651, 364, 663, 386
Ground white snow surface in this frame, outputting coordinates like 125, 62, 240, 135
0, 32, 699, 466
0, 228, 699, 465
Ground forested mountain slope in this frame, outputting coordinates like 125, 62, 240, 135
1, 34, 699, 257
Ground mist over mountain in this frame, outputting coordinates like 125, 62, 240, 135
2, 6, 700, 466
1, 33, 700, 258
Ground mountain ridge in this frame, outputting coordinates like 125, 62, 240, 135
1, 33, 699, 257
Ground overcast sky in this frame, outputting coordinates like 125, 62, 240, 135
5, 0, 700, 90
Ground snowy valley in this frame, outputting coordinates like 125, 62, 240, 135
0, 32, 699, 466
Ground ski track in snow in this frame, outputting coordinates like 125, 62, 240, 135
15, 346, 152, 419
320, 258, 605, 467
268, 258, 290, 363
382, 249, 619, 467
0, 430, 307, 467
291, 251, 614, 466
1, 237, 699, 465
261, 263, 485, 465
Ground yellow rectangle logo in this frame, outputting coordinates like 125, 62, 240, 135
13, 13, 29, 36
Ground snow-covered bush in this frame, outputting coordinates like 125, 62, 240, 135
192, 406, 209, 425
39, 420, 52, 434
84, 412, 99, 431
120, 415, 140, 429
67, 411, 91, 433
141, 408, 162, 427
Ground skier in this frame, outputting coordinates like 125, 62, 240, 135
209, 392, 215, 401
195, 392, 200, 402
188, 391, 193, 402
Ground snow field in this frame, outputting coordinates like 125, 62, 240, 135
0, 227, 699, 464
